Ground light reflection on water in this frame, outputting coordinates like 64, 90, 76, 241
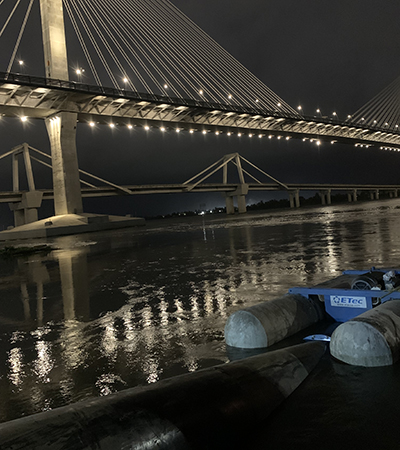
1, 200, 400, 422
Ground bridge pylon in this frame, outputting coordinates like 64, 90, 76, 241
183, 153, 289, 215
39, 0, 83, 215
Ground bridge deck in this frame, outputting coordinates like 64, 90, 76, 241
1, 183, 399, 204
1, 72, 400, 149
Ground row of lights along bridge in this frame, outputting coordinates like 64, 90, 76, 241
7, 115, 400, 151
13, 60, 395, 127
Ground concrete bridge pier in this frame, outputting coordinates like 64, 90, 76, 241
224, 184, 248, 214
9, 191, 44, 226
289, 189, 300, 208
318, 189, 331, 206
8, 143, 44, 226
375, 189, 380, 200
347, 189, 357, 202
45, 113, 83, 215
40, 0, 83, 217
225, 196, 235, 215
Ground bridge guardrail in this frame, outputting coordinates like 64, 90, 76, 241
1, 71, 400, 136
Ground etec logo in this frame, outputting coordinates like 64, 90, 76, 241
330, 295, 367, 308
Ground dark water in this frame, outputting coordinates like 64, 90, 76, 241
1, 200, 400, 447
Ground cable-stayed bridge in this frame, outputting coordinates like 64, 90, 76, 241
1, 70, 400, 150
0, 0, 400, 231
1, 0, 399, 148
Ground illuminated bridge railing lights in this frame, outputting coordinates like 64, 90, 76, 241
0, 71, 298, 121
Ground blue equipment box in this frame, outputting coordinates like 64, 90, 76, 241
289, 268, 400, 322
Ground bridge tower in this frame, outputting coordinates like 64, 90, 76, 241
39, 0, 83, 215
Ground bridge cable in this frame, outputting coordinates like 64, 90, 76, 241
68, 0, 122, 89
106, 0, 203, 100
115, 0, 222, 102
100, 0, 190, 99
132, 0, 245, 105
0, 0, 21, 39
6, 0, 34, 74
159, 0, 296, 114
62, 0, 297, 113
153, 0, 264, 109
159, 0, 296, 115
127, 0, 251, 106
63, 1, 102, 86
78, 0, 168, 94
352, 75, 400, 131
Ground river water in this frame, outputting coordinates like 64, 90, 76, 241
0, 200, 400, 447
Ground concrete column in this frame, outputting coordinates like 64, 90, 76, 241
12, 210, 25, 227
390, 191, 394, 199
375, 190, 380, 200
395, 190, 398, 198
326, 190, 332, 205
237, 195, 246, 214
295, 189, 300, 208
45, 113, 83, 215
370, 191, 375, 201
39, 0, 69, 80
289, 192, 295, 208
225, 196, 234, 215
9, 191, 43, 227
352, 189, 358, 202
347, 192, 352, 202
319, 191, 326, 205
40, 0, 83, 216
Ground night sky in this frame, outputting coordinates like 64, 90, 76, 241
1, 0, 400, 224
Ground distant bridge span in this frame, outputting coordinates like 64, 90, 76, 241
1, 72, 400, 150
1, 182, 398, 204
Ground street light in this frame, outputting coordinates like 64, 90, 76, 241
75, 68, 85, 82
17, 60, 25, 74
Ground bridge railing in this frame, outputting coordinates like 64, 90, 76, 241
2, 71, 400, 136
0, 71, 300, 119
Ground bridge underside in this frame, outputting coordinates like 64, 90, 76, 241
1, 73, 400, 150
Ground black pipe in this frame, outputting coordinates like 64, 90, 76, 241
0, 342, 325, 450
